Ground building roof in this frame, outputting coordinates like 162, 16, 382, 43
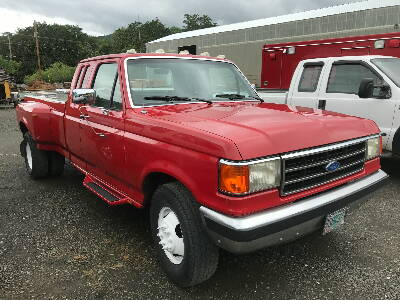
149, 0, 400, 44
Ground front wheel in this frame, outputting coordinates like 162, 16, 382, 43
150, 182, 219, 287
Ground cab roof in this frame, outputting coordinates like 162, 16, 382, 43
302, 55, 397, 62
80, 52, 229, 63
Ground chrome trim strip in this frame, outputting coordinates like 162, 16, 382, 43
284, 159, 365, 185
200, 170, 388, 232
220, 156, 280, 166
283, 167, 364, 196
285, 148, 366, 173
281, 135, 378, 160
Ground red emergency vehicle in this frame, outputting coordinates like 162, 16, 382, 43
261, 32, 400, 90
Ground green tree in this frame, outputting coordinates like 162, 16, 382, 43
169, 26, 183, 34
0, 23, 97, 82
0, 55, 21, 75
25, 62, 76, 84
182, 14, 217, 31
110, 19, 172, 53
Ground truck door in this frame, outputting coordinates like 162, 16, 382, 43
79, 61, 126, 188
287, 61, 325, 108
319, 60, 396, 148
65, 65, 89, 169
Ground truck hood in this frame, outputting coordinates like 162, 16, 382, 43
139, 102, 379, 160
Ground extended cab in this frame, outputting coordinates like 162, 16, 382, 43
16, 53, 388, 287
260, 55, 400, 156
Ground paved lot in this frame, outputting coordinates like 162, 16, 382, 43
0, 108, 399, 299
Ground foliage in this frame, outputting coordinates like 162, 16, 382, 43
0, 14, 218, 83
24, 71, 43, 85
25, 62, 75, 84
110, 19, 172, 53
0, 55, 21, 75
0, 23, 97, 82
182, 14, 217, 31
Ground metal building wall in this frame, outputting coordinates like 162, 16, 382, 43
147, 6, 400, 86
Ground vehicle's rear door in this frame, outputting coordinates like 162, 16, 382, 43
287, 61, 325, 109
318, 60, 396, 148
80, 59, 126, 189
261, 49, 284, 89
65, 64, 90, 169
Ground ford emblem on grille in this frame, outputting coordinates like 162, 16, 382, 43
326, 161, 341, 172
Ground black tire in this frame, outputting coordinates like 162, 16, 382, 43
48, 151, 65, 177
21, 132, 49, 179
150, 182, 219, 287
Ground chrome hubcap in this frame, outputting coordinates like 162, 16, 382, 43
26, 143, 32, 170
157, 207, 184, 264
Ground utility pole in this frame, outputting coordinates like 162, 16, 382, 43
33, 21, 41, 71
7, 34, 12, 61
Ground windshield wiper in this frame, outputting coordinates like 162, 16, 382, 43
215, 94, 264, 103
215, 93, 246, 100
143, 96, 212, 104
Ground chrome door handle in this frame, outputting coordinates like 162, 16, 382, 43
79, 114, 90, 120
96, 132, 107, 138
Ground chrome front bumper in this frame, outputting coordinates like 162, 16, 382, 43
200, 170, 389, 254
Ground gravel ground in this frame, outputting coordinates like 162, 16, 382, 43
0, 108, 399, 299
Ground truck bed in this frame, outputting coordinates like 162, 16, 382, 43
16, 91, 67, 154
20, 90, 69, 103
257, 89, 288, 104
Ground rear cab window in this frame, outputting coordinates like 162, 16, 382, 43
81, 66, 92, 89
298, 63, 323, 92
72, 65, 85, 90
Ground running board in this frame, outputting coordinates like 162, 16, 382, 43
83, 175, 131, 206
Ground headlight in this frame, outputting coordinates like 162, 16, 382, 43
219, 158, 281, 195
366, 136, 381, 160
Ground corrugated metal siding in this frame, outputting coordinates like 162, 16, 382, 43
146, 5, 400, 85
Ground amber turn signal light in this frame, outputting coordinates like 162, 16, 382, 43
219, 164, 249, 194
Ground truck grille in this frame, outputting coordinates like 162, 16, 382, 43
281, 139, 367, 196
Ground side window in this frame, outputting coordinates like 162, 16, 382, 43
298, 65, 323, 92
77, 67, 87, 88
81, 66, 92, 88
92, 63, 118, 108
327, 64, 383, 96
111, 77, 122, 110
73, 66, 85, 89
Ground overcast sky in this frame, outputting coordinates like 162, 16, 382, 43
0, 0, 362, 36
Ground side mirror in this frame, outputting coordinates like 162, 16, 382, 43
358, 78, 374, 98
72, 89, 96, 105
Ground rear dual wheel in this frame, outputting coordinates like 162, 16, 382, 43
22, 132, 64, 179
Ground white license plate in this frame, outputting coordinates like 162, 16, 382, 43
322, 208, 347, 235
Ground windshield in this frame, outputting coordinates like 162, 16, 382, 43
371, 58, 400, 87
126, 58, 258, 106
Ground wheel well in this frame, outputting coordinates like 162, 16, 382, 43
393, 127, 400, 155
142, 172, 178, 206
19, 122, 28, 135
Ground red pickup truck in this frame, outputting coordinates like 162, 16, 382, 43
16, 53, 388, 287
